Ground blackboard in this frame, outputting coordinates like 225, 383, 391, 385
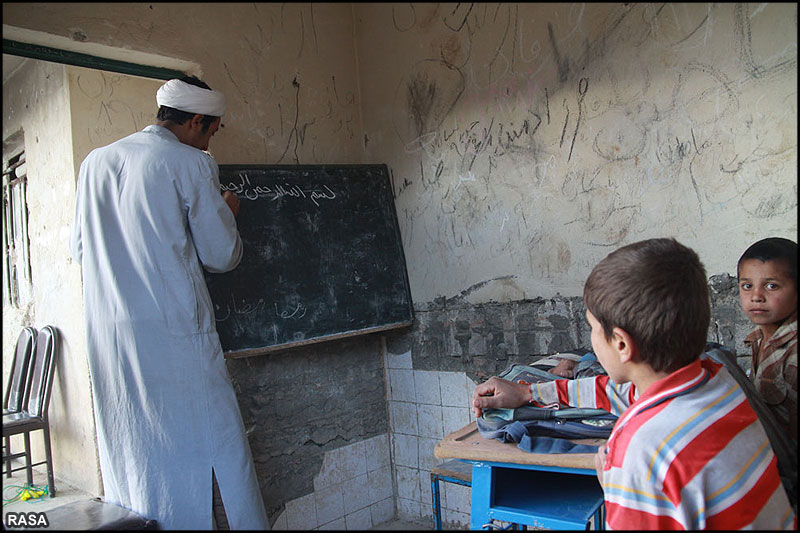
205, 164, 414, 358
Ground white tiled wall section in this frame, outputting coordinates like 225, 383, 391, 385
273, 349, 477, 530
272, 434, 395, 530
386, 350, 476, 528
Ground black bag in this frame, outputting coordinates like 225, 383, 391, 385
703, 343, 797, 510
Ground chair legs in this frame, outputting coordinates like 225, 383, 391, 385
2, 426, 56, 496
43, 424, 56, 497
4, 436, 11, 478
23, 432, 33, 485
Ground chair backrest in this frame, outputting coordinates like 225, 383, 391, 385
26, 326, 58, 418
4, 326, 37, 412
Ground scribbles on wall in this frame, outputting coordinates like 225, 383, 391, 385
733, 3, 798, 80
68, 67, 163, 168
392, 59, 465, 146
75, 71, 155, 149
215, 4, 359, 164
375, 3, 797, 300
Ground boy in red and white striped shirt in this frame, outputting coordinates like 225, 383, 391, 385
473, 238, 796, 530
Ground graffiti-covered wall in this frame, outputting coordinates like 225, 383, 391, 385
354, 4, 796, 525
356, 3, 797, 304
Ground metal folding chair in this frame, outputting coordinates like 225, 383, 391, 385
3, 326, 37, 414
3, 325, 58, 495
3, 326, 37, 478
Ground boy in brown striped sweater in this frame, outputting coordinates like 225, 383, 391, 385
737, 237, 797, 446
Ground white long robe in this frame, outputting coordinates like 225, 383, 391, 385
69, 125, 268, 530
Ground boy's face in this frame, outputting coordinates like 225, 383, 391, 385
586, 309, 627, 384
738, 258, 797, 334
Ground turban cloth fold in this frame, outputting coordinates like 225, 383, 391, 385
156, 79, 226, 117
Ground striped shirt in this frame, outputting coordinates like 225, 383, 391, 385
744, 311, 797, 444
529, 358, 796, 530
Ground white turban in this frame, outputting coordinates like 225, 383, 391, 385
156, 79, 226, 117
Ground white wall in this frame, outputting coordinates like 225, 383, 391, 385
383, 347, 477, 527
3, 3, 365, 166
271, 434, 395, 530
2, 58, 101, 494
66, 66, 164, 173
354, 3, 798, 303
5, 4, 796, 311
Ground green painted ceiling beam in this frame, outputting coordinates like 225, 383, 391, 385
3, 39, 184, 80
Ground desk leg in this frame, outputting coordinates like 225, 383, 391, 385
431, 473, 442, 530
470, 462, 492, 530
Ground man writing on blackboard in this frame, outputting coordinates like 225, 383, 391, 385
70, 76, 269, 530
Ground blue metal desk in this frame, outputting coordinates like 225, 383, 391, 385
435, 422, 606, 530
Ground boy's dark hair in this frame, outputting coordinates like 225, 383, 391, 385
737, 237, 798, 292
583, 238, 710, 374
156, 75, 218, 132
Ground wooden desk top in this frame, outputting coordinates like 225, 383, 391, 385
434, 421, 605, 470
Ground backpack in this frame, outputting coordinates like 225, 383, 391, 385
702, 343, 797, 510
476, 362, 618, 454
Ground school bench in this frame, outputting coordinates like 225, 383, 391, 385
431, 458, 473, 529
435, 421, 606, 530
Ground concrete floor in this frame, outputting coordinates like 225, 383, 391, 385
372, 519, 432, 530
371, 517, 432, 530
2, 463, 95, 525
2, 463, 434, 530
